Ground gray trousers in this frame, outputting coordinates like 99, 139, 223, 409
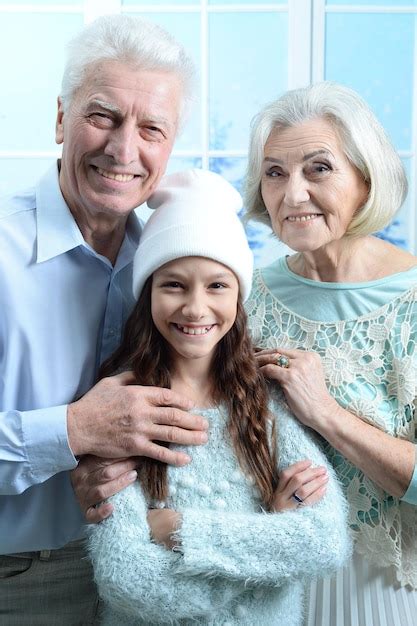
0, 540, 100, 625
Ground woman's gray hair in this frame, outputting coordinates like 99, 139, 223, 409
244, 81, 408, 237
60, 14, 196, 128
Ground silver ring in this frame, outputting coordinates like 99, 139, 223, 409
276, 354, 290, 368
291, 492, 304, 506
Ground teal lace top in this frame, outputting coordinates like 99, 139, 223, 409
246, 256, 417, 588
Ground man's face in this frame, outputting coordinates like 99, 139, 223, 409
56, 60, 182, 224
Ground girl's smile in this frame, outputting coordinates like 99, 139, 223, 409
173, 323, 215, 336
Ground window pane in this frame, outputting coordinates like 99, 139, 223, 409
167, 156, 203, 174
0, 0, 81, 4
210, 0, 286, 4
126, 11, 201, 151
209, 157, 290, 267
325, 13, 415, 151
0, 158, 56, 197
327, 0, 417, 5
209, 12, 288, 151
0, 13, 83, 152
209, 156, 245, 192
123, 0, 198, 5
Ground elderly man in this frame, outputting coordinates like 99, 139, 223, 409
0, 15, 207, 624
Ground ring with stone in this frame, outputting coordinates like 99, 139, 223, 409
276, 354, 290, 368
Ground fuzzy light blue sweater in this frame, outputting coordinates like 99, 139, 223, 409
87, 390, 351, 625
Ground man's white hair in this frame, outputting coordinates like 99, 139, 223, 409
60, 14, 196, 128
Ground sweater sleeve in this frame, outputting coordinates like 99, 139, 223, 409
176, 394, 352, 586
87, 481, 242, 623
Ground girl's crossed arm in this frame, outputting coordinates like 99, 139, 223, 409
87, 480, 242, 623
172, 397, 352, 586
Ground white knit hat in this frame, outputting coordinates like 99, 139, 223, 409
132, 169, 253, 301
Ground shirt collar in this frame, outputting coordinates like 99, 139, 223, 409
36, 162, 85, 263
113, 210, 143, 273
36, 162, 143, 265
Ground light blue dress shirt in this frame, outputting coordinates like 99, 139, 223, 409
0, 163, 142, 553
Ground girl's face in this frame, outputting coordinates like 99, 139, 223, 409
151, 256, 239, 365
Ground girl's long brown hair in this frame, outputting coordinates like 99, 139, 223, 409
100, 276, 279, 508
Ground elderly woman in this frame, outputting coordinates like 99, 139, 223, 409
244, 81, 417, 625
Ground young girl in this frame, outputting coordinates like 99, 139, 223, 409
87, 169, 350, 626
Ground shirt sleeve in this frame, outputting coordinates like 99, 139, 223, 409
401, 444, 417, 505
176, 396, 352, 585
87, 482, 242, 623
0, 405, 78, 495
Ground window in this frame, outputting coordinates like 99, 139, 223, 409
1, 0, 415, 263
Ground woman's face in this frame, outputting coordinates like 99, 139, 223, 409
260, 117, 369, 252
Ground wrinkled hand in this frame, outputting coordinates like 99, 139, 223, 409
255, 348, 340, 430
272, 460, 328, 512
147, 509, 182, 550
67, 371, 208, 465
71, 455, 139, 523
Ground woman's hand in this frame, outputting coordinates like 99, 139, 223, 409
256, 349, 415, 499
272, 460, 328, 512
255, 347, 342, 430
147, 509, 182, 550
